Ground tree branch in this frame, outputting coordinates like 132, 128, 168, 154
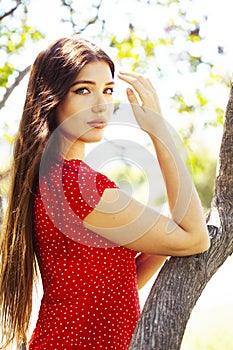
60, 0, 103, 33
76, 0, 103, 34
0, 65, 30, 110
0, 0, 22, 21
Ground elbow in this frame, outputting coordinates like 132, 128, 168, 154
187, 228, 211, 255
198, 225, 211, 252
174, 226, 211, 257
199, 232, 211, 253
194, 237, 210, 255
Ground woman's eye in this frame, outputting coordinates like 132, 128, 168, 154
74, 87, 89, 95
104, 87, 114, 95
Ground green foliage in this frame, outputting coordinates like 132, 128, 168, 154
205, 107, 225, 127
188, 151, 216, 210
3, 132, 14, 144
187, 26, 202, 42
110, 28, 157, 71
0, 1, 44, 89
172, 89, 214, 114
0, 63, 15, 87
196, 89, 208, 107
172, 93, 195, 113
1, 23, 44, 55
102, 161, 145, 188
156, 38, 173, 46
100, 160, 155, 204
188, 54, 203, 72
178, 122, 217, 211
158, 0, 179, 5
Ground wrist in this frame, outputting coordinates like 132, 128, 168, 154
146, 121, 171, 143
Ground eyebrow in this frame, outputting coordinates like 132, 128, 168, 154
71, 80, 115, 87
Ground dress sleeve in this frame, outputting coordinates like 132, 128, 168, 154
62, 161, 118, 222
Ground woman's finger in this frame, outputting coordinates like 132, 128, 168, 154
126, 88, 145, 121
126, 88, 139, 105
118, 71, 152, 90
118, 72, 151, 105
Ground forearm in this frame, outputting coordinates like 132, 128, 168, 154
148, 121, 207, 236
136, 253, 167, 290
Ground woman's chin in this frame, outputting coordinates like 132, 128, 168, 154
81, 129, 106, 143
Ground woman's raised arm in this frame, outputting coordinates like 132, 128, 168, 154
83, 72, 210, 256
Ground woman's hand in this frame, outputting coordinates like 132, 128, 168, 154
118, 71, 163, 133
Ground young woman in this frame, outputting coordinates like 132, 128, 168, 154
0, 35, 210, 349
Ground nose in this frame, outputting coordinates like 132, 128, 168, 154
91, 93, 107, 113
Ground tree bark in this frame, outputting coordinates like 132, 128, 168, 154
129, 83, 233, 350
0, 195, 3, 229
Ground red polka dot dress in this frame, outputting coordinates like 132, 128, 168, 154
29, 158, 140, 349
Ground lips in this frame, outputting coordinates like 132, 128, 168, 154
87, 119, 107, 129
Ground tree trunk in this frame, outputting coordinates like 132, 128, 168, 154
129, 83, 233, 350
0, 195, 3, 229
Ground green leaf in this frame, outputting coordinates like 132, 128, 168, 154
3, 133, 15, 144
0, 63, 15, 87
196, 90, 208, 107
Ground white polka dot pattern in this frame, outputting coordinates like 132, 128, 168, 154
29, 158, 140, 349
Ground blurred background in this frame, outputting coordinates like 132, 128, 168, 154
0, 0, 233, 348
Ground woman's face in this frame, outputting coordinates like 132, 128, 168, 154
55, 60, 114, 144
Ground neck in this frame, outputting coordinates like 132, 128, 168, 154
59, 135, 85, 161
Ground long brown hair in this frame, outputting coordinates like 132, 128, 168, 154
0, 35, 115, 348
